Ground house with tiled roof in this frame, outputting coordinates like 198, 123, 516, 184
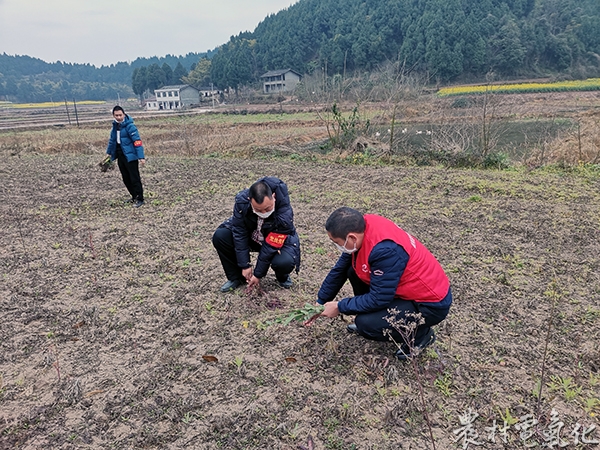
260, 69, 302, 94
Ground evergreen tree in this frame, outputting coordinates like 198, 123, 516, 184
150, 63, 167, 90
162, 63, 174, 85
173, 62, 188, 84
132, 66, 148, 99
489, 16, 526, 75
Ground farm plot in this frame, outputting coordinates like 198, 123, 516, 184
1, 150, 599, 449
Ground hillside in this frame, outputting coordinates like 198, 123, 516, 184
212, 0, 600, 87
2, 0, 600, 102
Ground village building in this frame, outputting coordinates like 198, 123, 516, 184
260, 69, 302, 94
150, 85, 201, 110
144, 96, 158, 111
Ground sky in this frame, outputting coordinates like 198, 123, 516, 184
0, 0, 298, 67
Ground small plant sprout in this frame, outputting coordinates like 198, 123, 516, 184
182, 412, 194, 424
340, 402, 351, 419
374, 381, 386, 400
548, 375, 582, 402
498, 407, 519, 426
232, 355, 244, 374
582, 397, 600, 415
287, 423, 301, 439
434, 372, 454, 397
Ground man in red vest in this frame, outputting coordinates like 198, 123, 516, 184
317, 207, 452, 360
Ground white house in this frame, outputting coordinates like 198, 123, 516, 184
144, 97, 159, 111
153, 84, 200, 110
260, 69, 302, 94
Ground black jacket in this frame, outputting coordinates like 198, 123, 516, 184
219, 177, 301, 278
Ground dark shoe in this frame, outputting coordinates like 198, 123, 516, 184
133, 199, 144, 208
278, 275, 293, 289
347, 323, 358, 334
220, 279, 243, 292
395, 328, 436, 361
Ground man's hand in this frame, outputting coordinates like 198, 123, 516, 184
242, 267, 253, 282
321, 301, 340, 318
247, 275, 260, 289
139, 158, 146, 166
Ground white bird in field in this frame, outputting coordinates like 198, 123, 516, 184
402, 128, 407, 133
426, 130, 432, 135
416, 130, 423, 134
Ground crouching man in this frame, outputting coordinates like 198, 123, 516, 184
212, 177, 301, 292
317, 207, 452, 360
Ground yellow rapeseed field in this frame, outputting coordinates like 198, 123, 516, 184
438, 78, 600, 96
0, 100, 106, 109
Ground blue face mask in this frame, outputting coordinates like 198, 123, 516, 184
334, 236, 357, 254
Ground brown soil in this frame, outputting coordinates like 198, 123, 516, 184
1, 100, 600, 449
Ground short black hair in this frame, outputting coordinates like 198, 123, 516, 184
325, 207, 365, 239
249, 181, 273, 203
112, 105, 125, 115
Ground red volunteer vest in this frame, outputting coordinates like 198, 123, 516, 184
353, 215, 450, 302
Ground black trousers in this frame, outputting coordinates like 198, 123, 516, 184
212, 227, 295, 282
347, 266, 451, 344
116, 146, 143, 201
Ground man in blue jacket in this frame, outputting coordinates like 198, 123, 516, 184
212, 177, 301, 292
317, 207, 452, 360
106, 106, 145, 207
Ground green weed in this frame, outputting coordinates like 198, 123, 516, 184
434, 372, 454, 397
498, 407, 519, 425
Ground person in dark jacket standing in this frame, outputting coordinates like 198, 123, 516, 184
317, 207, 452, 360
212, 177, 301, 292
106, 106, 145, 207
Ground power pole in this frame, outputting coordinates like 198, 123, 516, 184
64, 99, 71, 125
72, 98, 79, 127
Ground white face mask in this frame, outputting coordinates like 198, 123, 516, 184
253, 208, 274, 219
334, 236, 357, 254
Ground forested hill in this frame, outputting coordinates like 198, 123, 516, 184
0, 53, 205, 83
0, 52, 210, 102
211, 0, 600, 88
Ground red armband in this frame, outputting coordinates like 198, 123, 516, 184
134, 140, 143, 147
265, 232, 287, 248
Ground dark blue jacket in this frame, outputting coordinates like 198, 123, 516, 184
106, 115, 145, 162
219, 177, 301, 278
317, 241, 451, 314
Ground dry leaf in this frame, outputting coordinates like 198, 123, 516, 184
84, 389, 105, 398
202, 355, 218, 363
284, 357, 297, 363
